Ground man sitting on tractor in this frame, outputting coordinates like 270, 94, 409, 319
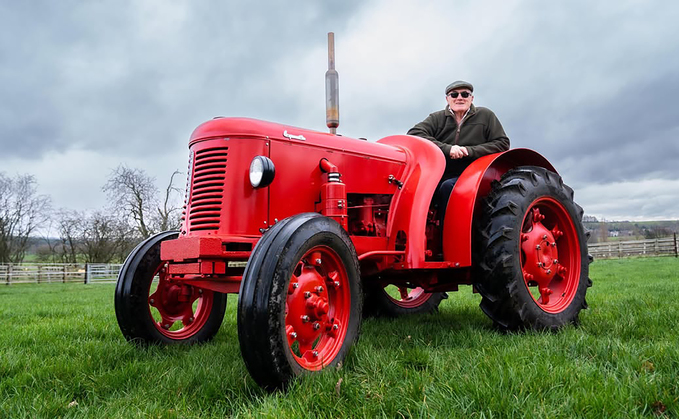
408, 80, 510, 222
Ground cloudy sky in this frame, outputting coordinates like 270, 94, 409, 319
1, 0, 678, 221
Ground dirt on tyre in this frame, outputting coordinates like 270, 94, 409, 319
475, 166, 592, 331
237, 213, 362, 391
364, 281, 445, 317
115, 231, 227, 344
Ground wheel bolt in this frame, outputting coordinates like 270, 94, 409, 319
553, 259, 558, 264
316, 286, 324, 293
547, 269, 552, 275
293, 283, 299, 289
162, 324, 170, 329
334, 281, 340, 287
537, 262, 543, 267
149, 299, 155, 305
198, 289, 203, 294
304, 291, 311, 298
536, 245, 541, 250
313, 322, 320, 330
312, 350, 319, 358
551, 242, 557, 247
290, 332, 297, 339
315, 258, 322, 265
332, 324, 339, 331
188, 317, 194, 323
301, 315, 310, 323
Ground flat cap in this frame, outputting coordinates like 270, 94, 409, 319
445, 80, 474, 94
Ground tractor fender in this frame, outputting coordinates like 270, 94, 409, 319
377, 135, 446, 268
442, 148, 557, 267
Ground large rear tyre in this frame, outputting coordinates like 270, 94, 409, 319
475, 167, 591, 331
364, 281, 445, 317
238, 213, 362, 390
115, 231, 227, 344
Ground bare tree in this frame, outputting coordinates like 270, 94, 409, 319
103, 165, 182, 239
55, 209, 85, 263
153, 169, 183, 232
40, 208, 136, 264
643, 225, 673, 239
37, 219, 59, 263
103, 165, 156, 238
0, 173, 51, 263
80, 211, 128, 263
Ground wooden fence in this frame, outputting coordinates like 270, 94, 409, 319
589, 234, 678, 259
2, 235, 677, 283
0, 263, 122, 285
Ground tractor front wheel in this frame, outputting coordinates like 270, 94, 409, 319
475, 167, 591, 331
238, 213, 362, 390
115, 231, 227, 344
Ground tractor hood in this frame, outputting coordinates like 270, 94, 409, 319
189, 117, 407, 163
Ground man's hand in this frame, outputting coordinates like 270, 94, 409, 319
449, 145, 469, 159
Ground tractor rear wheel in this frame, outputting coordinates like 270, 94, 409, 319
238, 213, 362, 390
475, 167, 591, 331
364, 282, 445, 317
115, 231, 227, 344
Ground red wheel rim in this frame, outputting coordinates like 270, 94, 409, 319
382, 286, 432, 308
147, 266, 215, 339
520, 197, 581, 314
284, 246, 351, 371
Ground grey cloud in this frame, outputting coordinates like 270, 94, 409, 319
2, 0, 678, 220
460, 2, 679, 188
1, 1, 366, 160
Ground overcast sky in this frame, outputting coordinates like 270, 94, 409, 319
1, 0, 678, 221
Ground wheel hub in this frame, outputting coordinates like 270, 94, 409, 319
148, 272, 213, 338
284, 248, 348, 368
286, 264, 333, 344
521, 207, 567, 305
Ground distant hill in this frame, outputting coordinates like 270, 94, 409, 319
583, 218, 679, 243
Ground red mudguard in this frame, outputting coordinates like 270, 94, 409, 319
442, 148, 557, 267
377, 135, 446, 269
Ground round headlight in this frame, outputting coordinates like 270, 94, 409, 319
249, 156, 275, 188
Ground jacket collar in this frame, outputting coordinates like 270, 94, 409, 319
446, 103, 477, 120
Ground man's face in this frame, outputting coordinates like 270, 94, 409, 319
446, 88, 474, 113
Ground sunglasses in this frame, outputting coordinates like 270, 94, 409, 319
448, 91, 471, 98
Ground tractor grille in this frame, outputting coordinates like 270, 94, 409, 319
188, 146, 228, 231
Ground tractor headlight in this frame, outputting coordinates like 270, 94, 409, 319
249, 156, 275, 188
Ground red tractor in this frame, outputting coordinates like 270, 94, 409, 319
114, 35, 591, 390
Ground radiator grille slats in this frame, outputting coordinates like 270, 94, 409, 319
188, 147, 227, 231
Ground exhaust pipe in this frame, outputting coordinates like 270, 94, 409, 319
325, 32, 339, 134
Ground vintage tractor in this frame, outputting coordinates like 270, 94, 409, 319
114, 34, 590, 390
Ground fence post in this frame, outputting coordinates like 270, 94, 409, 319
63, 264, 67, 283
674, 233, 678, 258
85, 263, 90, 284
7, 264, 12, 285
618, 242, 622, 258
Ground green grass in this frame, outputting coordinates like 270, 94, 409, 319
1, 258, 678, 418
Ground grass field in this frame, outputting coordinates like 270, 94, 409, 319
1, 257, 678, 418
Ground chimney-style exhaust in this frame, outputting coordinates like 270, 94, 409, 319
325, 32, 339, 134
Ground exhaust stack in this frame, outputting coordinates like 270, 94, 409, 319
325, 32, 339, 134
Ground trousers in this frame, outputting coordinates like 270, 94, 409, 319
435, 176, 459, 227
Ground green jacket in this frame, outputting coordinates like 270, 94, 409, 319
407, 104, 510, 177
